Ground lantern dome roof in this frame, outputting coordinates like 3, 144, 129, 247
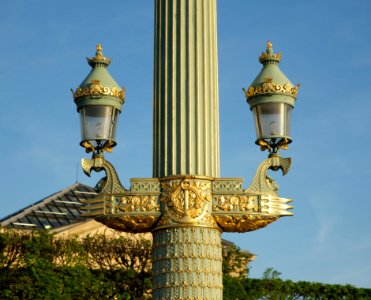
72, 44, 125, 112
244, 41, 299, 109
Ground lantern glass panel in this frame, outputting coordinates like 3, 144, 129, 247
253, 103, 292, 140
79, 105, 119, 148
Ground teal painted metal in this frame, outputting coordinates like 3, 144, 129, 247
153, 0, 220, 178
73, 45, 125, 112
245, 43, 299, 109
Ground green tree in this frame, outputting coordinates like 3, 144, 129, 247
262, 267, 282, 280
1, 229, 371, 299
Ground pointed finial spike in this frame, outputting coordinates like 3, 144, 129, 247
96, 43, 102, 52
266, 41, 273, 54
95, 43, 103, 59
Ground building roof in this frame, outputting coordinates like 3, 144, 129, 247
0, 182, 97, 230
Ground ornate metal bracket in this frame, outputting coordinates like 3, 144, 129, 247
246, 154, 291, 194
81, 152, 127, 194
80, 153, 161, 233
212, 155, 293, 232
81, 154, 293, 234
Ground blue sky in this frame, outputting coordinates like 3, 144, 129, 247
1, 0, 371, 288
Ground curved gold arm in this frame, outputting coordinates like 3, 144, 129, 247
81, 153, 127, 194
245, 154, 291, 194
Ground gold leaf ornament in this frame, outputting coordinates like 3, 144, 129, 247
73, 80, 125, 101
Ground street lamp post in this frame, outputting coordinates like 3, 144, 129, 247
72, 1, 299, 299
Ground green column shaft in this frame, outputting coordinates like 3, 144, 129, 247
152, 227, 223, 299
153, 0, 220, 178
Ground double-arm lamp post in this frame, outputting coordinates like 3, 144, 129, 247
72, 1, 299, 299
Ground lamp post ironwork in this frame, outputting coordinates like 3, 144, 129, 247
72, 1, 299, 299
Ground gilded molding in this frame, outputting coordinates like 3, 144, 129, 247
73, 79, 125, 101
96, 215, 161, 233
154, 214, 219, 231
214, 215, 278, 232
244, 78, 300, 100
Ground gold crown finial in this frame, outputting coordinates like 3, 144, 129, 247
259, 41, 280, 63
87, 43, 112, 67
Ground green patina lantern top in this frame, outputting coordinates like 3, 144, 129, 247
244, 41, 300, 109
72, 44, 125, 112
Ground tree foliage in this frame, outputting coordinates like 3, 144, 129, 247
1, 229, 370, 299
223, 268, 371, 300
0, 229, 151, 299
222, 242, 253, 279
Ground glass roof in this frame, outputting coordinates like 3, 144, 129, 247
0, 182, 97, 230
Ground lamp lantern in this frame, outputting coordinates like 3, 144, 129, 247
244, 41, 300, 153
72, 44, 125, 153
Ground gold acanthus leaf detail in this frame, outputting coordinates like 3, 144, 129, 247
244, 79, 300, 99
73, 80, 125, 101
96, 215, 160, 233
214, 215, 278, 233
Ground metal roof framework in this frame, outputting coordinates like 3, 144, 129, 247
0, 182, 97, 230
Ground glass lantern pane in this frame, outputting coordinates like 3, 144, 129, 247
79, 105, 119, 148
253, 103, 292, 140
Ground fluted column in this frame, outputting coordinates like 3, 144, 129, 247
153, 0, 220, 178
